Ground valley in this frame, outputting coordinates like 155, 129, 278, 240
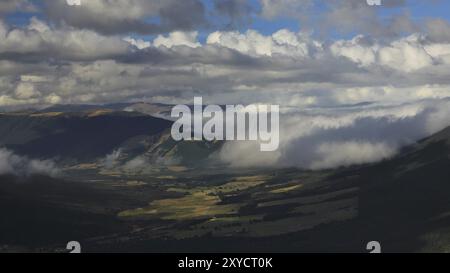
0, 107, 449, 253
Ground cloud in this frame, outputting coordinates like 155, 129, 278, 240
102, 149, 122, 169
0, 18, 130, 62
14, 82, 40, 99
123, 37, 151, 50
260, 0, 415, 36
153, 31, 201, 48
28, 0, 426, 39
1, 25, 450, 112
0, 148, 59, 176
41, 0, 260, 35
330, 34, 437, 72
309, 141, 396, 170
216, 99, 450, 170
42, 0, 207, 35
206, 29, 319, 57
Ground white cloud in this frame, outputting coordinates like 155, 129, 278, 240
102, 149, 122, 169
0, 18, 130, 60
206, 29, 318, 57
124, 37, 151, 49
0, 148, 59, 177
310, 141, 395, 170
378, 36, 434, 72
215, 99, 450, 170
14, 82, 40, 99
123, 156, 147, 171
218, 141, 281, 168
153, 31, 200, 48
1, 26, 450, 113
331, 34, 437, 72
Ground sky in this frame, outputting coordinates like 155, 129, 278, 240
1, 0, 450, 169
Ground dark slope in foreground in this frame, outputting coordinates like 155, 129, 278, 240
355, 126, 450, 251
0, 175, 130, 249
291, 125, 450, 252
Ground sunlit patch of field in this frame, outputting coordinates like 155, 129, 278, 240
118, 175, 270, 221
110, 180, 147, 187
127, 180, 147, 187
98, 169, 122, 177
156, 175, 177, 180
167, 166, 188, 172
87, 109, 113, 117
168, 197, 357, 238
29, 112, 63, 117
115, 172, 361, 239
269, 184, 303, 194
168, 175, 269, 195
118, 191, 239, 220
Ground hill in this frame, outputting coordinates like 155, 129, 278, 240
0, 111, 172, 161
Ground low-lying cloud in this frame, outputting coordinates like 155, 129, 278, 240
0, 148, 59, 176
215, 99, 450, 170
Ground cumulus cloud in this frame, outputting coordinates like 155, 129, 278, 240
1, 24, 450, 111
0, 148, 59, 176
330, 34, 438, 72
0, 18, 130, 62
123, 37, 151, 50
153, 31, 201, 48
206, 29, 319, 57
0, 20, 450, 112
